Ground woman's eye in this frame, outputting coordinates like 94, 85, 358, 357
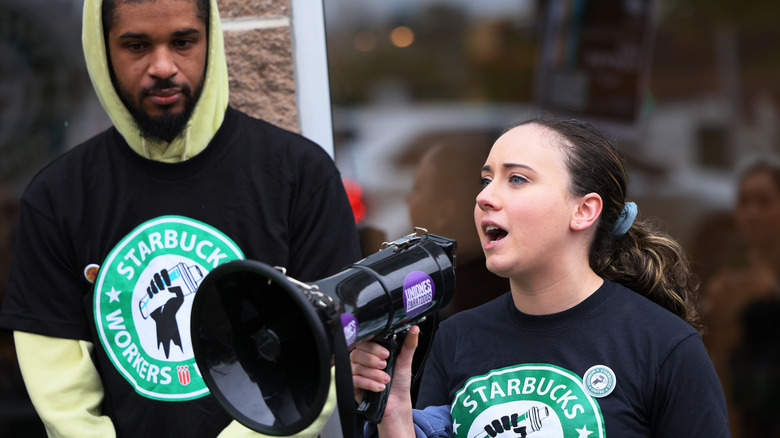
479, 177, 492, 188
509, 174, 527, 185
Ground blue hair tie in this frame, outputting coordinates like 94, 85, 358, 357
612, 201, 637, 238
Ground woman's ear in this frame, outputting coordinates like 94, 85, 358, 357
571, 193, 602, 231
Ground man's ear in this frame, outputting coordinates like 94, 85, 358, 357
571, 193, 602, 231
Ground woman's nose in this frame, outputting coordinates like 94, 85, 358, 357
476, 185, 498, 211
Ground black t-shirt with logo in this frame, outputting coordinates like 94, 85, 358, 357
0, 107, 361, 437
417, 280, 730, 437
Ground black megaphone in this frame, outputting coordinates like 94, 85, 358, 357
190, 229, 456, 435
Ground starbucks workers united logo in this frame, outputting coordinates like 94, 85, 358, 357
451, 364, 606, 437
94, 216, 244, 401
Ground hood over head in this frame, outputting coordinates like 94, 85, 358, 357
82, 0, 229, 162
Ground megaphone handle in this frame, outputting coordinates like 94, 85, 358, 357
356, 335, 401, 424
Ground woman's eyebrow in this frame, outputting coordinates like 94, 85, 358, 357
482, 163, 534, 172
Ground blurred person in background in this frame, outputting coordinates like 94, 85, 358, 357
701, 157, 780, 437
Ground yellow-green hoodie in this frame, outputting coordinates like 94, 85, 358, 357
15, 1, 337, 437
83, 0, 228, 162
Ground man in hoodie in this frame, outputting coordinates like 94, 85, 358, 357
0, 0, 361, 437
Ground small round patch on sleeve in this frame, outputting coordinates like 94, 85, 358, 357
583, 364, 616, 398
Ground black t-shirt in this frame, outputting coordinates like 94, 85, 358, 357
417, 280, 730, 437
0, 107, 362, 437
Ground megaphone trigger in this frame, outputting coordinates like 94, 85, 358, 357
355, 322, 416, 424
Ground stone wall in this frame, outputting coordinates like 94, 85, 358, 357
219, 0, 299, 132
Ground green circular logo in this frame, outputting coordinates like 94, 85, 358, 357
451, 364, 605, 437
94, 216, 243, 401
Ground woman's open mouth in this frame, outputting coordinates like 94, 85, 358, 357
485, 225, 508, 244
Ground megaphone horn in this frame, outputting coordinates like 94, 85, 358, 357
190, 229, 457, 436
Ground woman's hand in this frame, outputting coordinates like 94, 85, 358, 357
351, 325, 420, 437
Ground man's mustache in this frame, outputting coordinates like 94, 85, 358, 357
140, 80, 192, 99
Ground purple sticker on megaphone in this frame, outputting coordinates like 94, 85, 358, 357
403, 271, 435, 318
341, 313, 359, 347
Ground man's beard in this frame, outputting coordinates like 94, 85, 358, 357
118, 79, 201, 143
